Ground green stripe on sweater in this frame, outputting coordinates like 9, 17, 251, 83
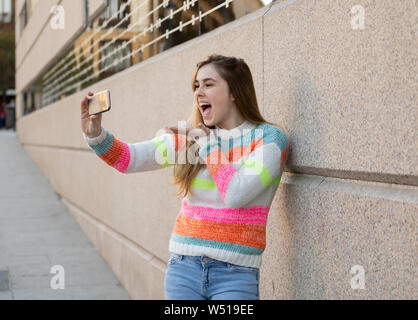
151, 137, 172, 168
241, 158, 272, 188
191, 178, 217, 190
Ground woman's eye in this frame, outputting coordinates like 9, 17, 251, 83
195, 84, 212, 88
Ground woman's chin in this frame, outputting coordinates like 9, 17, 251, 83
202, 118, 212, 126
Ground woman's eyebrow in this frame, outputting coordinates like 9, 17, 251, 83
195, 78, 216, 83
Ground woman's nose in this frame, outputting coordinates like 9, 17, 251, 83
195, 87, 204, 98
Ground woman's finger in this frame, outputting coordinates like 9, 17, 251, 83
198, 123, 210, 135
81, 97, 88, 111
165, 126, 209, 138
198, 123, 210, 134
165, 126, 187, 132
165, 126, 178, 133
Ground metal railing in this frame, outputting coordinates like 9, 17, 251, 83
36, 0, 267, 108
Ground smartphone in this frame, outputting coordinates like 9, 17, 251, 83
88, 90, 111, 116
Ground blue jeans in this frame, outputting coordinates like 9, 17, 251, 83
164, 253, 259, 300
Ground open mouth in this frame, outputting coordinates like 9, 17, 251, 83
201, 104, 212, 117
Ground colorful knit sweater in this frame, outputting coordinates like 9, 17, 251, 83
83, 120, 288, 268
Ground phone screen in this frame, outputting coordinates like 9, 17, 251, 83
89, 90, 111, 116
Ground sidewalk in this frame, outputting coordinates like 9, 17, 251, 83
0, 129, 131, 300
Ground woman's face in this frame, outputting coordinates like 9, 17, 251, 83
194, 64, 237, 128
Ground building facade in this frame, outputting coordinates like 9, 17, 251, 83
15, 0, 417, 299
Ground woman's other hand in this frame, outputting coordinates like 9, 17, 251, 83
164, 122, 210, 141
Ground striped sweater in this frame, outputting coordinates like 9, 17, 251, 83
83, 120, 288, 268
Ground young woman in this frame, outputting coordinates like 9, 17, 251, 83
80, 54, 289, 300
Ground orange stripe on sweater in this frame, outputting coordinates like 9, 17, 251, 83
206, 149, 225, 178
99, 135, 123, 166
173, 133, 187, 152
226, 138, 264, 162
173, 212, 266, 249
280, 146, 288, 169
206, 138, 264, 178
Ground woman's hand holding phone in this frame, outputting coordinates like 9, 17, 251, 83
164, 123, 210, 140
81, 91, 102, 138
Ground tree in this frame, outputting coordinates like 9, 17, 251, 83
0, 29, 15, 103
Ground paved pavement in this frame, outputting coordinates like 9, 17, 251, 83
0, 129, 131, 299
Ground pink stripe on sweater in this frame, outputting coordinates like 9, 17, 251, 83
214, 164, 236, 200
181, 198, 269, 225
113, 141, 130, 173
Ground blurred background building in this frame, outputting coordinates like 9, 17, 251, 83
14, 0, 417, 299
0, 0, 15, 130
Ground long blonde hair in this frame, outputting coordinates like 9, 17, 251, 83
172, 54, 281, 198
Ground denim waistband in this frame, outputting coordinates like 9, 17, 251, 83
170, 253, 231, 267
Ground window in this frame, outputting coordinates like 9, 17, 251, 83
99, 0, 130, 28
99, 40, 132, 79
0, 0, 13, 23
19, 2, 27, 35
19, 0, 39, 35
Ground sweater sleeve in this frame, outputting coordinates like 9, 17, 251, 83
197, 125, 289, 208
83, 126, 187, 173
